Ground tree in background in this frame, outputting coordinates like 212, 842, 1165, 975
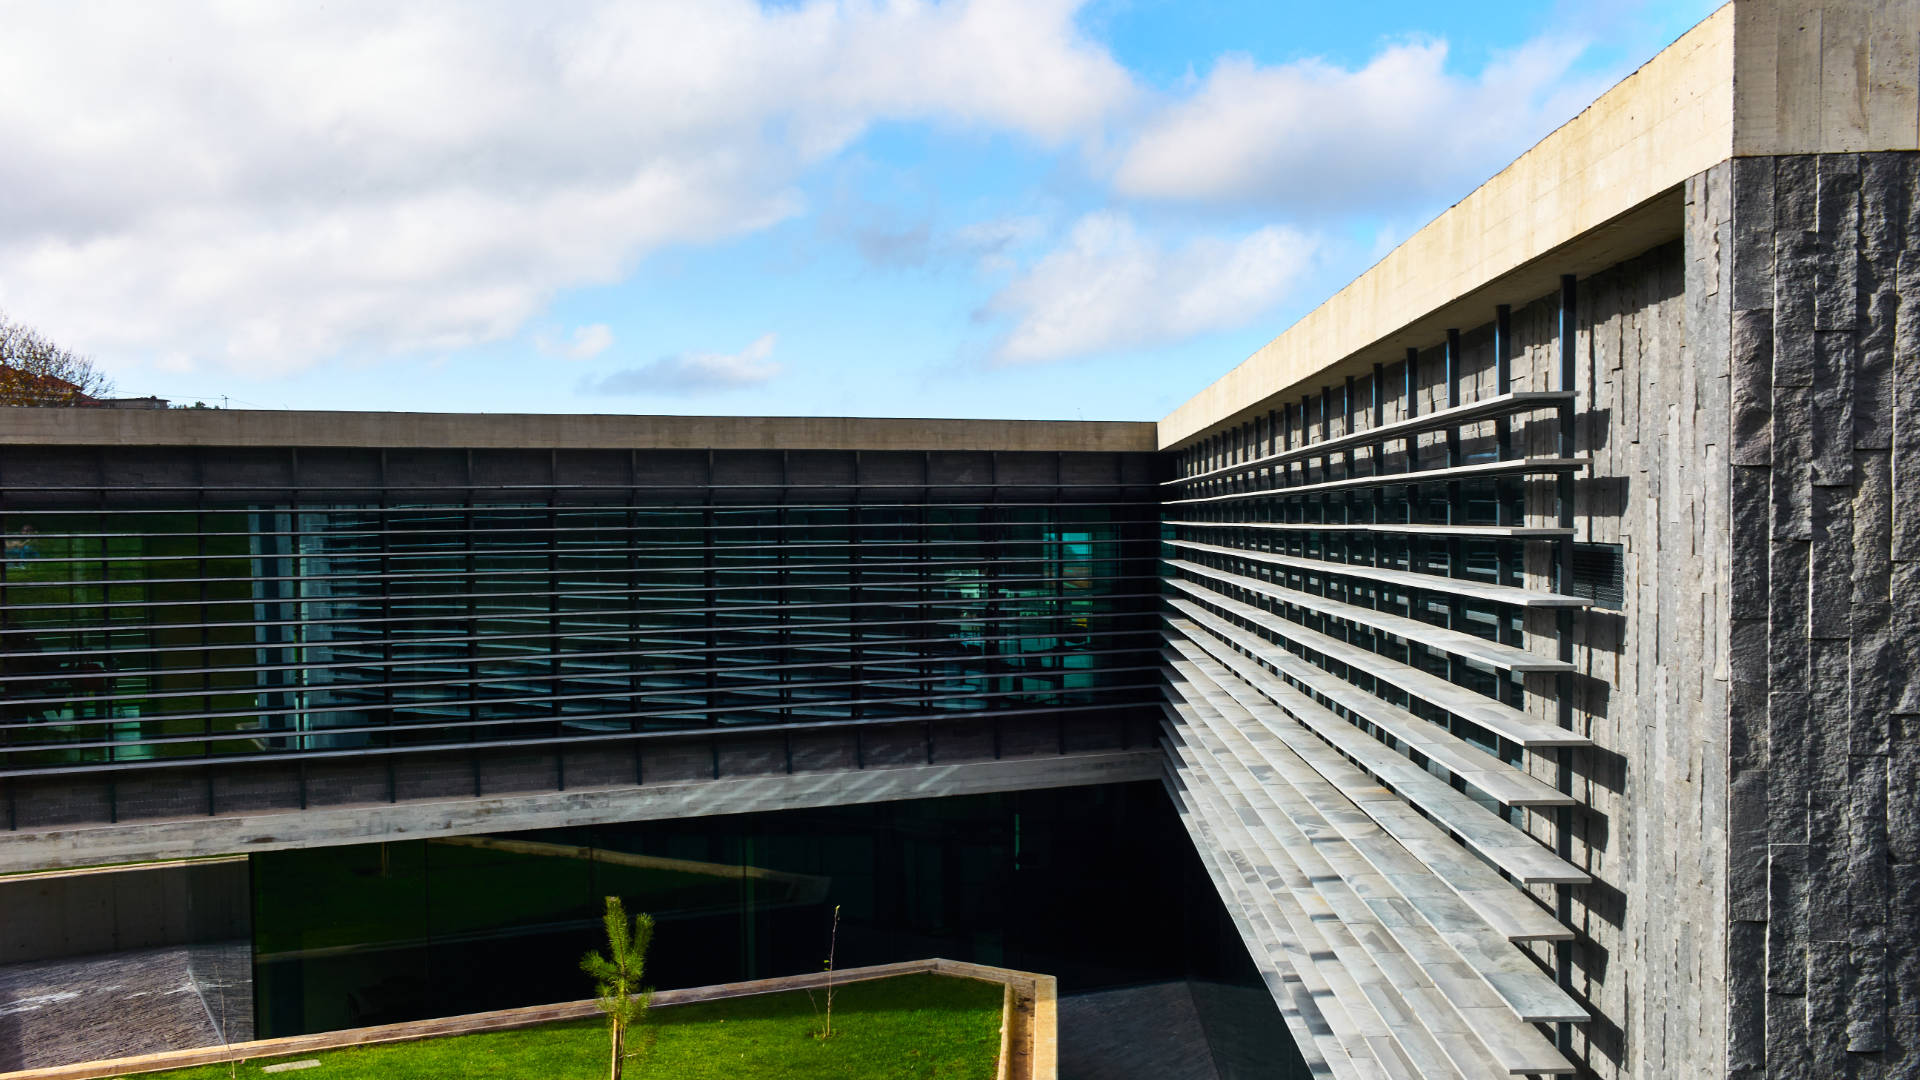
582, 896, 655, 1080
0, 312, 113, 405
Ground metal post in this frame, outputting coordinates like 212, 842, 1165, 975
1443, 330, 1464, 739
1372, 363, 1386, 588
1404, 347, 1418, 419
1554, 273, 1578, 1057
1495, 304, 1514, 527
1267, 408, 1280, 495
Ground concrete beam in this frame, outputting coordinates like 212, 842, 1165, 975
0, 750, 1165, 874
1734, 0, 1920, 156
0, 410, 1158, 454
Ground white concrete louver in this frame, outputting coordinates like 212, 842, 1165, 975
1161, 577, 1584, 749
1159, 624, 1586, 1077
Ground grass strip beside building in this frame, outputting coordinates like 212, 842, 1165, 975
130, 973, 1004, 1080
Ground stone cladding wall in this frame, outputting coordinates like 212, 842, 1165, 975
1724, 149, 1920, 1080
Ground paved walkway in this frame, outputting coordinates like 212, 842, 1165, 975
1058, 981, 1222, 1080
0, 943, 252, 1072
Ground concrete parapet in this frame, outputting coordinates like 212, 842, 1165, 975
0, 408, 1156, 454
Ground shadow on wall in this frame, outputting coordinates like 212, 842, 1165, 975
0, 858, 250, 965
0, 859, 254, 1070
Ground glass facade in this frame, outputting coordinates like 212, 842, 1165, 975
248, 780, 1296, 1068
0, 447, 1163, 812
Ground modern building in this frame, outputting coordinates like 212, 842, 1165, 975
1, 1, 1915, 1077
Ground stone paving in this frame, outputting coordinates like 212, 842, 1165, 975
1058, 981, 1221, 1080
0, 942, 252, 1072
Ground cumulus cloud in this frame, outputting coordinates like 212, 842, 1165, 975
582, 332, 781, 396
984, 213, 1314, 364
1114, 35, 1602, 212
0, 1, 1132, 374
537, 323, 614, 360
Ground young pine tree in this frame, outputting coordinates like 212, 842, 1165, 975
581, 896, 655, 1080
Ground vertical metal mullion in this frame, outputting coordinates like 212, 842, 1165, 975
93, 457, 112, 774
291, 453, 309, 810
1398, 348, 1420, 670
379, 451, 396, 803
779, 451, 793, 729
0, 456, 10, 827
1441, 328, 1469, 775
547, 463, 564, 791
1492, 305, 1520, 674
1266, 408, 1279, 498
848, 451, 863, 730
1278, 402, 1292, 534
1554, 273, 1578, 1057
704, 451, 719, 780
1403, 342, 1420, 578
1054, 452, 1067, 756
987, 452, 1002, 760
197, 451, 213, 786
1495, 301, 1515, 476
1315, 390, 1328, 572
1303, 394, 1315, 497
465, 451, 481, 798
1370, 364, 1386, 609
922, 451, 935, 763
1230, 424, 1241, 496
628, 450, 644, 785
1342, 375, 1356, 586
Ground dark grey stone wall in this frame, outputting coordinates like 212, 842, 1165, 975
1724, 149, 1920, 1080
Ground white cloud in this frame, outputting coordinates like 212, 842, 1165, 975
0, 1, 1132, 375
582, 332, 781, 396
1113, 35, 1602, 212
985, 213, 1314, 364
537, 323, 615, 360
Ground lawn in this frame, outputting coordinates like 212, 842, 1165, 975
133, 973, 1004, 1080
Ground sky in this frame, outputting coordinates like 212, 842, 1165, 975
0, 0, 1723, 421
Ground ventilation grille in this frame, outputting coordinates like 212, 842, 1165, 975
1571, 542, 1625, 609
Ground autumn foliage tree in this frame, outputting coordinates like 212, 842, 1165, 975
0, 312, 113, 406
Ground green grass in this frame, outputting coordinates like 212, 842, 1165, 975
134, 973, 1003, 1080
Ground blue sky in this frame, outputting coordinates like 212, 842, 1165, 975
0, 0, 1722, 420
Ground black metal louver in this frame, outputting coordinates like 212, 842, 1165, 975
1571, 542, 1625, 609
